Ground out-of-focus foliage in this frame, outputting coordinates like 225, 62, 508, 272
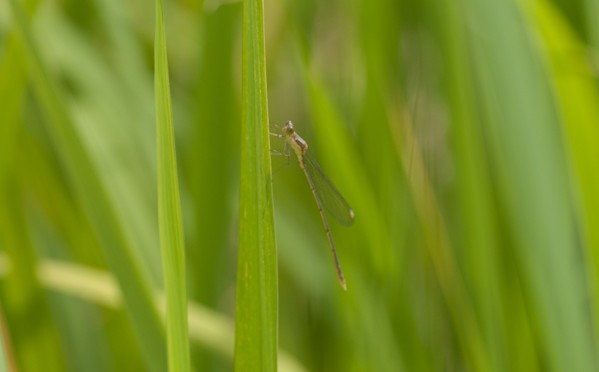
1, 0, 599, 371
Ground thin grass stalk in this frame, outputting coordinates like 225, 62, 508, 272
154, 0, 191, 370
234, 0, 278, 369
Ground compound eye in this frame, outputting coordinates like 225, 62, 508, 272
284, 121, 295, 135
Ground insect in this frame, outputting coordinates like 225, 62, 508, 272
271, 121, 355, 290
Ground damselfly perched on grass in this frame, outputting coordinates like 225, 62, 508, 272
271, 121, 355, 290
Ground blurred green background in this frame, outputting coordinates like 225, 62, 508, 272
2, 0, 599, 371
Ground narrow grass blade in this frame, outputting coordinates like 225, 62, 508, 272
154, 0, 191, 371
533, 0, 599, 359
469, 0, 596, 370
0, 257, 306, 371
0, 7, 77, 371
434, 1, 506, 370
388, 105, 490, 371
7, 1, 167, 369
234, 0, 278, 369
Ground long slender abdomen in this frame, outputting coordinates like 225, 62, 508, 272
300, 159, 347, 290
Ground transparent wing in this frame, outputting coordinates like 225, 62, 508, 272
303, 151, 355, 226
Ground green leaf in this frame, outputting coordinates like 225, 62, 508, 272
469, 0, 596, 370
7, 0, 167, 370
154, 0, 191, 371
434, 1, 506, 370
234, 0, 278, 370
0, 255, 307, 371
533, 0, 599, 360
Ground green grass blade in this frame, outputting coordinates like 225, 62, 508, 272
0, 256, 306, 371
34, 5, 164, 281
533, 0, 599, 358
388, 103, 490, 371
0, 29, 91, 371
234, 0, 278, 369
469, 0, 596, 370
154, 0, 191, 370
435, 1, 506, 370
7, 1, 167, 370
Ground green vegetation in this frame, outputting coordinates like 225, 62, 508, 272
155, 0, 190, 369
1, 0, 599, 371
235, 0, 277, 370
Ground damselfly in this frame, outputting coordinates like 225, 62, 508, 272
272, 121, 354, 290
